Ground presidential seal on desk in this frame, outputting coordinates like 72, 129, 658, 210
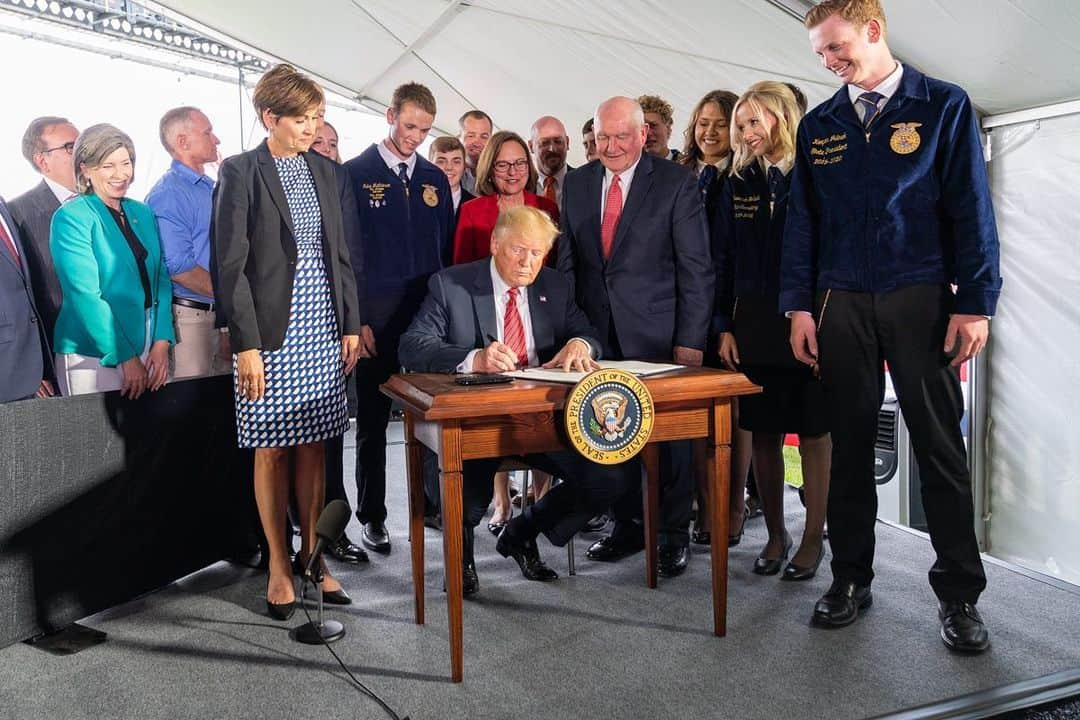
565, 368, 654, 465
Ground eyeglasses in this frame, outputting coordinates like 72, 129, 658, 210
40, 142, 75, 155
493, 158, 530, 174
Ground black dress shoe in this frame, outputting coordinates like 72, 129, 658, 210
361, 521, 391, 554
939, 601, 989, 653
658, 545, 690, 577
463, 562, 479, 597
327, 535, 369, 564
496, 529, 558, 581
487, 520, 508, 537
583, 514, 609, 533
781, 544, 825, 582
691, 525, 710, 546
585, 533, 645, 562
811, 580, 873, 628
441, 564, 481, 598
753, 534, 793, 576
423, 513, 443, 531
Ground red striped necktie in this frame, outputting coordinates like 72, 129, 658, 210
503, 287, 528, 367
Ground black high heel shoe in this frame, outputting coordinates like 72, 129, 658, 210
752, 533, 793, 576
781, 543, 825, 581
266, 578, 296, 621
728, 511, 748, 547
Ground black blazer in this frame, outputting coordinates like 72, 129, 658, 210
398, 259, 601, 373
557, 154, 713, 360
8, 180, 63, 345
211, 141, 362, 353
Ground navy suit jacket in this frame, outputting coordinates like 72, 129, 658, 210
557, 154, 713, 360
398, 258, 601, 373
0, 196, 49, 403
8, 180, 63, 345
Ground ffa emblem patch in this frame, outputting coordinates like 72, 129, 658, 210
889, 123, 922, 155
565, 369, 654, 465
422, 184, 439, 207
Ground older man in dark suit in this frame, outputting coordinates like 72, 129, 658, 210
558, 95, 714, 577
400, 205, 630, 596
9, 117, 79, 349
0, 195, 53, 403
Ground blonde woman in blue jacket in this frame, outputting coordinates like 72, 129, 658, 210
51, 124, 174, 397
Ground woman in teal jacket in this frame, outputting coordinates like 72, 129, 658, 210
52, 124, 173, 397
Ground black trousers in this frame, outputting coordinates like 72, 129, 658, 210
353, 288, 425, 524
607, 441, 694, 548
447, 452, 636, 547
817, 285, 986, 602
602, 320, 694, 548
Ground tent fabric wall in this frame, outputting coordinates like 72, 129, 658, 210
986, 112, 1080, 585
153, 0, 842, 164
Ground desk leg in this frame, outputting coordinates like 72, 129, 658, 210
641, 444, 660, 589
709, 399, 732, 637
405, 416, 425, 625
439, 423, 465, 683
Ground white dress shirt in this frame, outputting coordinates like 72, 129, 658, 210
451, 187, 462, 212
377, 139, 417, 178
848, 61, 904, 121
44, 176, 77, 205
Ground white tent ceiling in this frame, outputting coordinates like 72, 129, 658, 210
154, 0, 1080, 160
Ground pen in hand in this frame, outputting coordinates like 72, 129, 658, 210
485, 334, 519, 372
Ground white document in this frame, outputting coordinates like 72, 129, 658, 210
504, 360, 685, 384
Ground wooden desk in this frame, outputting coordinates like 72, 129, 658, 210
381, 367, 759, 682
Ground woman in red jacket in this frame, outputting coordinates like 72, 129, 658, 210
452, 130, 558, 265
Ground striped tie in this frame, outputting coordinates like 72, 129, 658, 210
503, 287, 528, 367
857, 91, 885, 130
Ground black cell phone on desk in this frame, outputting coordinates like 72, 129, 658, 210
455, 373, 514, 386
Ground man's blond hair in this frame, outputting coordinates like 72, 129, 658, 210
492, 205, 559, 252
804, 0, 887, 35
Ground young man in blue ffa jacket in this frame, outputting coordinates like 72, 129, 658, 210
781, 0, 1001, 653
343, 82, 455, 555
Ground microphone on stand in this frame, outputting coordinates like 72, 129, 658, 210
303, 499, 351, 582
293, 500, 351, 645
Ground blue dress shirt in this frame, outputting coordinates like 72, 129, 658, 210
145, 159, 215, 304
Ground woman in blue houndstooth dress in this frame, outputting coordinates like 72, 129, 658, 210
213, 65, 363, 620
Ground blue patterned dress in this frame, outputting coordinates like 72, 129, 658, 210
234, 155, 348, 448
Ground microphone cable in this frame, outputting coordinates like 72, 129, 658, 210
298, 573, 411, 720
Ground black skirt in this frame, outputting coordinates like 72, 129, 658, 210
739, 364, 828, 436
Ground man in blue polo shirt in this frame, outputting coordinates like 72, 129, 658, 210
146, 106, 227, 380
343, 82, 455, 554
782, 0, 1001, 653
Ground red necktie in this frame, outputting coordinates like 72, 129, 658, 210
0, 221, 20, 266
601, 175, 622, 259
543, 175, 557, 205
503, 287, 528, 367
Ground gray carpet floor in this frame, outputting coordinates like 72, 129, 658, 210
1, 422, 1078, 720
